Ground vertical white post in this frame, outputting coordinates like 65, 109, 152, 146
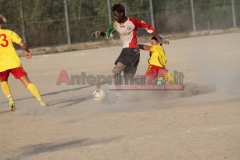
107, 0, 112, 25
149, 0, 155, 28
123, 3, 127, 16
207, 21, 210, 30
231, 0, 237, 28
20, 0, 26, 43
64, 0, 71, 45
190, 0, 196, 32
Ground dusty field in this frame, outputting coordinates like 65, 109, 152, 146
0, 33, 240, 160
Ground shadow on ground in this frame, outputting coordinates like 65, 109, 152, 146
7, 136, 123, 160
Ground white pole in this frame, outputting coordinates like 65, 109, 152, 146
190, 0, 196, 32
231, 0, 237, 28
149, 0, 155, 28
107, 0, 112, 25
208, 21, 210, 31
20, 0, 26, 43
64, 0, 71, 45
124, 3, 127, 16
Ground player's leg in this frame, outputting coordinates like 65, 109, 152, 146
113, 48, 140, 85
144, 65, 158, 85
20, 76, 46, 106
112, 48, 129, 101
112, 62, 126, 85
0, 70, 13, 100
156, 68, 176, 85
2, 81, 16, 111
123, 67, 136, 85
11, 67, 46, 106
113, 48, 139, 102
116, 53, 140, 102
165, 71, 176, 84
1, 81, 13, 101
0, 70, 15, 111
155, 67, 168, 85
112, 62, 126, 101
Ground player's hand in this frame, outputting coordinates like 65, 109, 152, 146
163, 39, 170, 45
25, 52, 32, 59
92, 31, 102, 38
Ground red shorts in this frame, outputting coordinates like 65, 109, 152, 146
145, 65, 168, 84
0, 67, 27, 81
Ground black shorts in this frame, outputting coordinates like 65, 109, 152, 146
115, 48, 140, 75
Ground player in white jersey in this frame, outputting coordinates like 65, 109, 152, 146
92, 3, 169, 101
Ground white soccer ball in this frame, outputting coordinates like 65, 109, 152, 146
92, 89, 106, 102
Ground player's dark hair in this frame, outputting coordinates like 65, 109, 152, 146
151, 36, 162, 43
151, 36, 163, 46
111, 3, 125, 14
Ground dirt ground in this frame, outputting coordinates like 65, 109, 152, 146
0, 33, 240, 160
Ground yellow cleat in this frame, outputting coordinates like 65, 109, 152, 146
9, 100, 16, 112
39, 100, 47, 106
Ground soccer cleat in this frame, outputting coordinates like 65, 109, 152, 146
39, 100, 47, 106
9, 100, 16, 112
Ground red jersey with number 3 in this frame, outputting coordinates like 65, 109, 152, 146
112, 18, 155, 48
0, 29, 22, 71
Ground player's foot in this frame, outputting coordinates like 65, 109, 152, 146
39, 100, 47, 106
9, 100, 16, 112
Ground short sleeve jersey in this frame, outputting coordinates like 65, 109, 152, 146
0, 29, 22, 71
105, 18, 155, 48
148, 45, 167, 68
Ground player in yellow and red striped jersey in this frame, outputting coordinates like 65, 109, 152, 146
138, 36, 175, 85
0, 14, 46, 111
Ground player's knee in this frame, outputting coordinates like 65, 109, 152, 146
112, 69, 117, 76
112, 67, 121, 76
125, 73, 134, 79
19, 76, 31, 87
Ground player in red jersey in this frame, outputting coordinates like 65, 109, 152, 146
92, 3, 169, 102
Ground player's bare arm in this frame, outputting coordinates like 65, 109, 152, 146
138, 45, 151, 51
18, 41, 32, 59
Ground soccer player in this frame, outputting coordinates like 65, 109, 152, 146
0, 14, 46, 111
138, 36, 175, 85
92, 3, 169, 101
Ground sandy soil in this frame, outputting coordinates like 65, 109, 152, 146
0, 33, 240, 160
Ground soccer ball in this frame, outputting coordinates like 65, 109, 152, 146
92, 89, 106, 102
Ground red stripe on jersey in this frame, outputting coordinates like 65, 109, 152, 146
129, 27, 138, 48
128, 18, 155, 48
129, 18, 155, 33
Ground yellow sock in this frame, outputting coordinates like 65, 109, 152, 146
165, 72, 176, 84
27, 83, 42, 101
1, 81, 14, 101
